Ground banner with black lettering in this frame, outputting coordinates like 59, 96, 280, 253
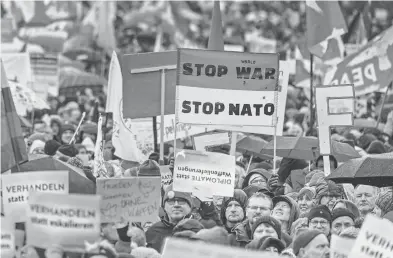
26, 192, 101, 252
173, 149, 235, 198
1, 171, 69, 222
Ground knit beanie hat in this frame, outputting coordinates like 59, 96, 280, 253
58, 144, 78, 157
376, 189, 393, 216
298, 187, 316, 200
220, 189, 248, 225
191, 226, 230, 246
308, 171, 325, 187
242, 184, 274, 199
172, 219, 204, 234
308, 205, 332, 223
246, 236, 286, 252
44, 140, 61, 156
131, 247, 161, 258
332, 208, 355, 223
293, 230, 323, 255
251, 216, 282, 239
163, 185, 193, 208
242, 168, 271, 188
315, 180, 344, 203
138, 160, 160, 177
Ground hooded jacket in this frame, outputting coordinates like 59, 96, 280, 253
220, 189, 248, 232
272, 196, 300, 236
228, 219, 253, 247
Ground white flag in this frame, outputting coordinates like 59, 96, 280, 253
106, 52, 146, 163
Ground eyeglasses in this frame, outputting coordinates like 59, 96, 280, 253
310, 220, 329, 227
166, 198, 187, 205
250, 178, 266, 185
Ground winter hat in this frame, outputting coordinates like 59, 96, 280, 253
67, 157, 84, 169
131, 247, 161, 258
61, 124, 76, 134
172, 219, 204, 234
383, 211, 393, 223
293, 230, 323, 255
251, 216, 282, 239
138, 160, 160, 177
357, 133, 377, 150
163, 185, 193, 208
57, 144, 78, 157
290, 217, 309, 237
367, 140, 387, 154
315, 180, 344, 203
220, 189, 248, 226
332, 208, 355, 223
44, 140, 61, 156
246, 236, 286, 252
191, 226, 230, 246
272, 195, 300, 233
376, 189, 393, 216
242, 168, 271, 188
308, 205, 332, 223
242, 184, 274, 199
298, 187, 316, 200
29, 140, 45, 154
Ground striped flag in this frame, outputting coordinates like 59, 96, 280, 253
1, 60, 27, 172
93, 115, 108, 178
306, 1, 347, 58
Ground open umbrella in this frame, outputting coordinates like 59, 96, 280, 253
261, 136, 361, 162
327, 152, 393, 187
11, 154, 96, 194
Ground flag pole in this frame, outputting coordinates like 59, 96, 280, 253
376, 82, 392, 128
153, 117, 158, 153
309, 54, 315, 133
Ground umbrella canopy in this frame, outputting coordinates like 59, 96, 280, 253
11, 155, 96, 194
261, 136, 361, 162
234, 135, 272, 159
327, 152, 393, 187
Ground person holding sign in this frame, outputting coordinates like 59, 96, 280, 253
146, 185, 193, 252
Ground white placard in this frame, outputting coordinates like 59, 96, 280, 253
194, 132, 230, 151
330, 234, 356, 258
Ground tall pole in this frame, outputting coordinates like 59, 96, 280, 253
309, 54, 315, 132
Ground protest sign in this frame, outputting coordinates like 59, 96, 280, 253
162, 237, 279, 258
326, 26, 393, 96
224, 45, 244, 52
349, 215, 393, 258
173, 149, 235, 197
177, 48, 279, 91
30, 53, 60, 98
1, 171, 69, 222
160, 165, 173, 187
26, 192, 101, 252
208, 60, 290, 135
1, 18, 14, 43
330, 234, 355, 258
1, 217, 15, 258
193, 132, 230, 151
1, 53, 33, 87
97, 177, 161, 223
329, 98, 355, 114
315, 85, 355, 175
176, 86, 277, 126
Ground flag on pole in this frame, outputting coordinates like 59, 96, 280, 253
106, 52, 146, 163
93, 115, 108, 178
1, 60, 27, 172
306, 1, 347, 58
207, 1, 224, 51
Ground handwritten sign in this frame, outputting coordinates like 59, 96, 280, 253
1, 217, 15, 258
349, 215, 393, 258
160, 165, 173, 187
1, 171, 69, 222
330, 234, 355, 258
162, 237, 279, 258
315, 85, 355, 175
96, 177, 161, 223
194, 132, 230, 151
173, 149, 235, 198
26, 192, 101, 252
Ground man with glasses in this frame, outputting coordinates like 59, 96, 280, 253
146, 186, 193, 252
307, 205, 332, 237
229, 192, 273, 247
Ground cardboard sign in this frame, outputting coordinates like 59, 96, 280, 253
1, 217, 15, 258
1, 18, 14, 43
1, 53, 33, 87
97, 177, 161, 223
1, 171, 69, 222
329, 98, 355, 114
177, 48, 279, 91
194, 132, 230, 151
122, 51, 177, 119
160, 165, 173, 187
26, 192, 101, 252
349, 215, 393, 258
162, 237, 279, 258
208, 60, 290, 135
30, 53, 60, 98
330, 234, 355, 258
173, 149, 235, 197
315, 85, 354, 175
328, 26, 393, 96
176, 85, 277, 126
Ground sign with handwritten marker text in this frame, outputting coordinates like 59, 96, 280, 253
26, 192, 101, 252
1, 217, 15, 258
1, 171, 69, 222
97, 177, 161, 223
173, 149, 236, 198
315, 85, 354, 176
